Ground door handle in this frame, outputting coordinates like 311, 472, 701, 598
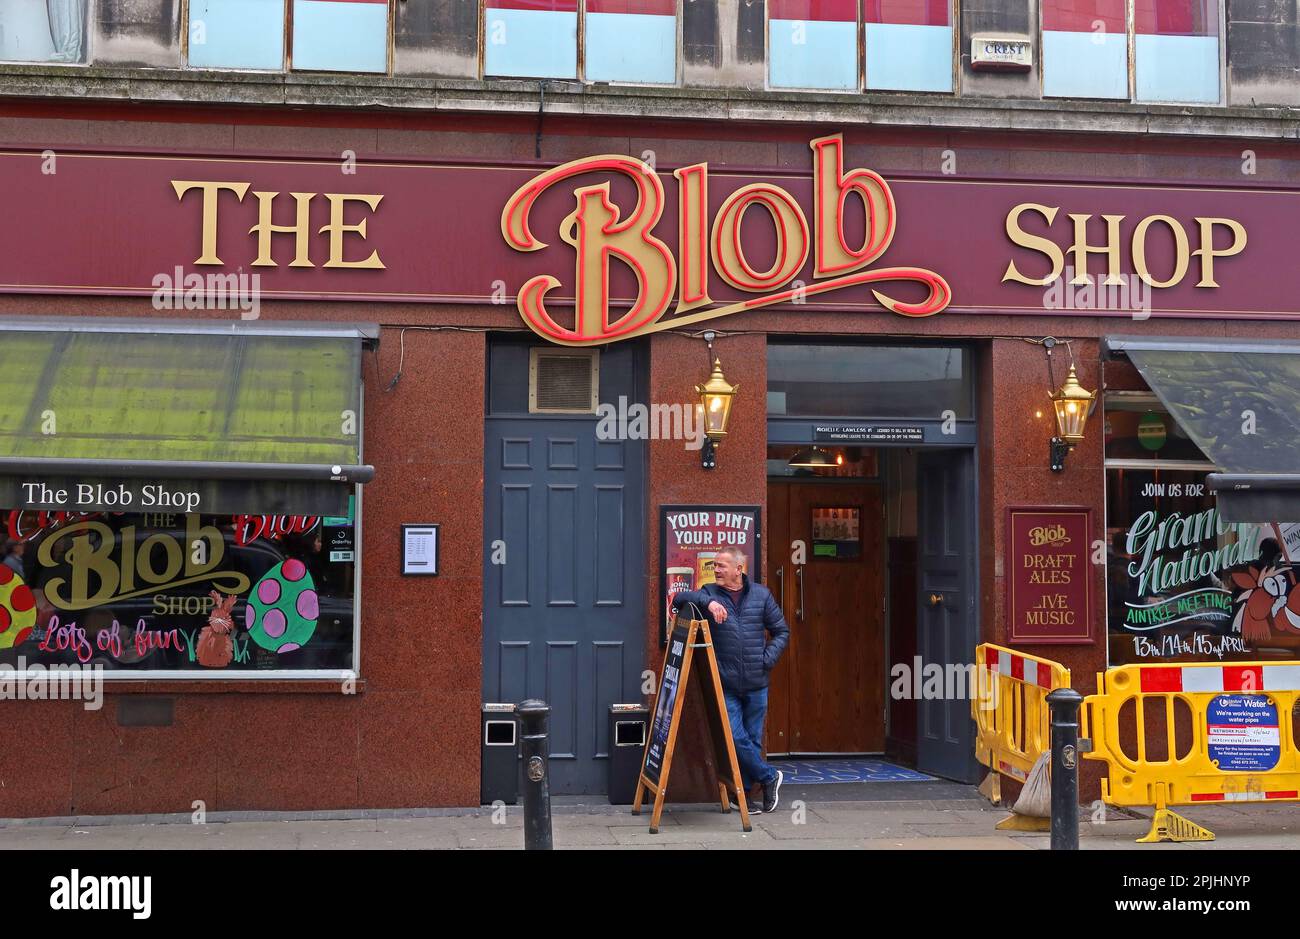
929, 593, 944, 607
776, 566, 784, 610
796, 564, 805, 623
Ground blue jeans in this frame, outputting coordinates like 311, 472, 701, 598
724, 688, 777, 790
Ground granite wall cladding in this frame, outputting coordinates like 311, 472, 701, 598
0, 105, 1298, 814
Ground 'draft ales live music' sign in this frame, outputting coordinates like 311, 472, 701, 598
1006, 506, 1094, 644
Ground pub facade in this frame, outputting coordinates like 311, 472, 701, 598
2, 1, 1300, 814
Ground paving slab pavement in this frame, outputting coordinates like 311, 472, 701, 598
3, 781, 1299, 849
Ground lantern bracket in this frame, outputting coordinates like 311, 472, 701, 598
1050, 436, 1071, 473
702, 437, 718, 471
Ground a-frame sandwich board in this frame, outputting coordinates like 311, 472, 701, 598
632, 606, 752, 834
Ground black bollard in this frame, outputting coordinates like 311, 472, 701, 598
516, 699, 553, 851
1046, 688, 1083, 851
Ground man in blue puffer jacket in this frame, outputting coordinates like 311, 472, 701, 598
672, 545, 790, 814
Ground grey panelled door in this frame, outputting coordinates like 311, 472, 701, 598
916, 449, 980, 783
483, 419, 646, 795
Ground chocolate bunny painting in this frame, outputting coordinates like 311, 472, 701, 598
196, 591, 238, 668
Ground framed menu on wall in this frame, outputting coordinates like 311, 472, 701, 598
659, 505, 761, 645
1006, 506, 1094, 644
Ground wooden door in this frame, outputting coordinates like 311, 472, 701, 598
766, 481, 886, 754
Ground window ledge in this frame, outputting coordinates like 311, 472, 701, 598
97, 678, 366, 695
0, 65, 1298, 140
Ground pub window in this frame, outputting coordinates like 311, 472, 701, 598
0, 324, 369, 679
1102, 391, 1299, 667
1041, 0, 1221, 104
0, 0, 90, 64
767, 1, 954, 93
185, 0, 391, 73
1, 508, 359, 673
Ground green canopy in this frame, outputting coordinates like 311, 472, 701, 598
0, 319, 376, 515
1104, 335, 1300, 523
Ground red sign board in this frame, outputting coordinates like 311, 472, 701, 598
1006, 506, 1094, 644
0, 142, 1292, 339
659, 505, 760, 645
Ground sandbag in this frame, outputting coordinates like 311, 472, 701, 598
1012, 751, 1052, 818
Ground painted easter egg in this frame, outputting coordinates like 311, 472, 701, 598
245, 559, 319, 653
0, 564, 37, 650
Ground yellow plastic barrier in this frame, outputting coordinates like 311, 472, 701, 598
972, 643, 1071, 830
1085, 661, 1300, 843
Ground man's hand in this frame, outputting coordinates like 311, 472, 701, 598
708, 600, 728, 622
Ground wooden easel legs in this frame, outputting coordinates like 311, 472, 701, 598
630, 777, 670, 834
631, 773, 751, 834
631, 617, 753, 834
725, 781, 752, 831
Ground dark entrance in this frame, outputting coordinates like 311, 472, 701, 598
916, 449, 980, 783
482, 338, 648, 795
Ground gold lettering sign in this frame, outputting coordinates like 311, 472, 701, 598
500, 134, 952, 346
1028, 524, 1070, 547
172, 181, 385, 269
1003, 204, 1246, 289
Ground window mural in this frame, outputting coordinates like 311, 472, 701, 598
0, 508, 356, 672
1106, 468, 1300, 664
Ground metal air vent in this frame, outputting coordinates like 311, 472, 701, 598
529, 348, 600, 413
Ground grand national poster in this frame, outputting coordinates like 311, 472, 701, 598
1107, 469, 1300, 664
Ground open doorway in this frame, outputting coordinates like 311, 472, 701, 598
766, 446, 886, 756
762, 340, 981, 783
763, 445, 979, 782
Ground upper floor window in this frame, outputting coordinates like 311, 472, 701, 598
864, 1, 952, 92
1135, 0, 1220, 103
1042, 0, 1220, 104
483, 0, 678, 84
187, 0, 389, 73
1, 0, 88, 64
768, 1, 953, 93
